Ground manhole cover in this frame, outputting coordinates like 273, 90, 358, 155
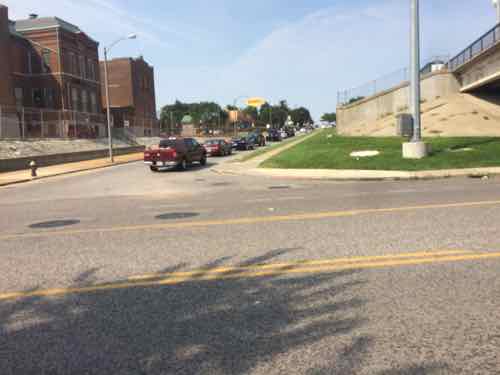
212, 182, 232, 187
268, 186, 291, 190
29, 219, 80, 229
155, 212, 200, 220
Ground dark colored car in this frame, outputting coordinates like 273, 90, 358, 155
285, 128, 296, 138
144, 137, 207, 172
203, 139, 232, 156
234, 137, 255, 151
247, 132, 266, 147
267, 129, 282, 142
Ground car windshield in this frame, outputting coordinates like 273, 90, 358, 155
159, 140, 177, 148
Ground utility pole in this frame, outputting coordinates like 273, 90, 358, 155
403, 0, 427, 159
170, 111, 173, 135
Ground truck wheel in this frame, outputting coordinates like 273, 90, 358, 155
150, 166, 159, 172
200, 155, 207, 166
178, 159, 187, 171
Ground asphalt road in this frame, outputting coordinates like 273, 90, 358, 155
1, 155, 500, 374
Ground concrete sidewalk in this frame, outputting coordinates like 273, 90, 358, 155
0, 153, 143, 187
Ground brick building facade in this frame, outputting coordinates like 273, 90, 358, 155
100, 56, 158, 135
0, 5, 104, 138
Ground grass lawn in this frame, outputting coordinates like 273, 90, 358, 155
235, 134, 308, 163
261, 130, 500, 171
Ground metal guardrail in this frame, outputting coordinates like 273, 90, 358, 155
448, 24, 500, 71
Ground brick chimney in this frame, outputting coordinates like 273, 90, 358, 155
0, 4, 14, 106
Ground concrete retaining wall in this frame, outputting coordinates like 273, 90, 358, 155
337, 71, 461, 136
0, 146, 144, 172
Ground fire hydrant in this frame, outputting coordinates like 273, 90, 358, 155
29, 160, 38, 178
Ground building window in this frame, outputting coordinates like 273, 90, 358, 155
79, 55, 86, 78
81, 89, 88, 112
87, 58, 94, 80
44, 88, 55, 108
42, 50, 51, 73
68, 52, 78, 75
67, 83, 72, 109
14, 88, 23, 108
90, 91, 97, 113
72, 87, 79, 111
32, 88, 43, 107
27, 51, 32, 74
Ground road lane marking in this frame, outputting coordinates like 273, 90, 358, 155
127, 250, 472, 281
2, 199, 500, 240
1, 250, 500, 301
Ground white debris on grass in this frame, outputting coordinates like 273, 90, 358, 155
448, 147, 475, 153
350, 150, 380, 158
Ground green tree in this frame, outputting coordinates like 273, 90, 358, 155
321, 112, 337, 123
290, 107, 313, 127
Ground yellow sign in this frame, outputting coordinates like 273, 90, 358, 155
245, 97, 267, 108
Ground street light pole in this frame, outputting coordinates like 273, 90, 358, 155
410, 0, 421, 142
494, 0, 500, 24
402, 0, 427, 159
103, 33, 137, 163
103, 47, 113, 162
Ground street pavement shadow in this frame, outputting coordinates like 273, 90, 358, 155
1, 250, 367, 375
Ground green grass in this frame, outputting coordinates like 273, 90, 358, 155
261, 130, 500, 171
235, 135, 307, 163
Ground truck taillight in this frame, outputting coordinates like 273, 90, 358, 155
172, 150, 177, 158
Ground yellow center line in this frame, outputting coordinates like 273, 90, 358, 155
127, 250, 472, 281
2, 199, 500, 240
1, 250, 500, 301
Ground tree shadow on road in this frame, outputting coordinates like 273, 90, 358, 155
1, 249, 369, 375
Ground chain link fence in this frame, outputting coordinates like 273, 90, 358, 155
0, 105, 159, 140
337, 56, 449, 107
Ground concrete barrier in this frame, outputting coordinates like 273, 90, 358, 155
0, 146, 145, 172
337, 71, 461, 136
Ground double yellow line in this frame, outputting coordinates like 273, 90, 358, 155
2, 249, 500, 301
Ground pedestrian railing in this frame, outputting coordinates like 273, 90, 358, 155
448, 24, 500, 71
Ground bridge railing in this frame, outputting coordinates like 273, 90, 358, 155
448, 24, 500, 71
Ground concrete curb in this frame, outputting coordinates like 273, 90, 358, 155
0, 157, 142, 187
214, 166, 500, 181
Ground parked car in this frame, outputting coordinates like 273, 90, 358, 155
234, 137, 255, 151
203, 139, 232, 156
144, 137, 207, 172
247, 132, 266, 147
267, 129, 282, 142
285, 128, 296, 137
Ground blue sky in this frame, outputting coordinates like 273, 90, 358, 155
5, 0, 498, 119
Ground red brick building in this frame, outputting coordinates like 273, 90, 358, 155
1, 6, 101, 111
100, 56, 158, 135
0, 4, 103, 137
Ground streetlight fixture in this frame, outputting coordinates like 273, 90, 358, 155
403, 0, 427, 159
103, 33, 137, 162
493, 0, 500, 24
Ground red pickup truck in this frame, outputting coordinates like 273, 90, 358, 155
144, 137, 207, 172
